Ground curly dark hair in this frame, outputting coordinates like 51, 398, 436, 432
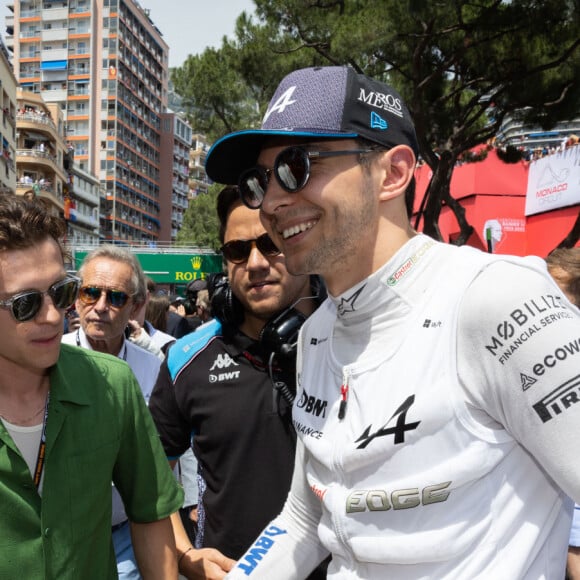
0, 195, 67, 259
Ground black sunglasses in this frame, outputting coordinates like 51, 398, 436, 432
238, 145, 375, 209
78, 286, 132, 308
0, 276, 80, 322
220, 233, 281, 264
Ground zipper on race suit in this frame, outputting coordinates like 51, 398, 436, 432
338, 369, 350, 420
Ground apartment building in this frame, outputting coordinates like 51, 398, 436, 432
66, 162, 101, 245
497, 114, 580, 154
16, 89, 66, 216
5, 0, 170, 244
189, 132, 210, 199
160, 111, 191, 243
0, 36, 17, 195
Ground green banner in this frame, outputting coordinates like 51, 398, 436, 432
73, 251, 223, 284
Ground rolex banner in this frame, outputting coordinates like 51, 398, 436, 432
73, 251, 223, 284
525, 145, 580, 216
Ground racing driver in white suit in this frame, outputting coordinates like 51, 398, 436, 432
204, 65, 580, 580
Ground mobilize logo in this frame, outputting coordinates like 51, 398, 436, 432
356, 395, 420, 449
485, 294, 569, 364
235, 525, 287, 576
533, 374, 580, 423
209, 353, 240, 383
296, 388, 328, 418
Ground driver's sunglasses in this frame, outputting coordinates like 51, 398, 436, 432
78, 286, 132, 308
0, 276, 80, 322
238, 145, 375, 209
221, 233, 281, 264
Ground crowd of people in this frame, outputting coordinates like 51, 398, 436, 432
1, 65, 579, 580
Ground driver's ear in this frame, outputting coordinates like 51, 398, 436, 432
377, 145, 416, 203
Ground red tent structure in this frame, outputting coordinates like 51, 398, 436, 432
413, 147, 579, 258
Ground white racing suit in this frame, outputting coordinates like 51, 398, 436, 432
227, 235, 580, 579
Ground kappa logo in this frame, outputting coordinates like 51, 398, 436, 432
520, 373, 537, 391
209, 353, 239, 371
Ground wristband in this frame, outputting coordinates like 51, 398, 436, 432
178, 546, 194, 566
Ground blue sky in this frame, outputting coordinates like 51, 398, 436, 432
1, 0, 256, 68
138, 0, 256, 67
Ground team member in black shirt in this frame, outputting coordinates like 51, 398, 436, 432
149, 186, 324, 578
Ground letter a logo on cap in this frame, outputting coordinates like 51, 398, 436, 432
263, 86, 298, 123
370, 111, 388, 130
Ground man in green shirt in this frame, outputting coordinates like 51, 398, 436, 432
0, 196, 186, 579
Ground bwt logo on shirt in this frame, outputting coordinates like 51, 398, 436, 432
209, 353, 240, 383
296, 388, 328, 418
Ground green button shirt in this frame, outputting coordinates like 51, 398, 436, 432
0, 344, 184, 579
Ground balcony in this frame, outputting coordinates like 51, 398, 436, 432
41, 47, 68, 61
40, 88, 67, 101
42, 7, 69, 21
41, 28, 68, 42
72, 186, 100, 206
16, 149, 63, 177
17, 110, 57, 133
16, 180, 64, 210
70, 211, 98, 228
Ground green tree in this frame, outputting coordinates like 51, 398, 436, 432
176, 185, 221, 250
171, 11, 327, 142
175, 0, 580, 247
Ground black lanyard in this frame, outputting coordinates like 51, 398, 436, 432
33, 392, 50, 489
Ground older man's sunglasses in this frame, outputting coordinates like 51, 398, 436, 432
0, 276, 80, 322
238, 145, 374, 209
78, 286, 132, 308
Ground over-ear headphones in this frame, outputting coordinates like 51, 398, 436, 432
208, 272, 326, 369
207, 272, 244, 329
259, 275, 326, 372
